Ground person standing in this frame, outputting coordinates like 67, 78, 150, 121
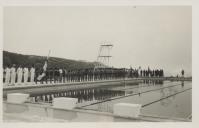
23, 66, 29, 84
17, 65, 23, 84
54, 68, 59, 83
181, 69, 185, 77
5, 65, 11, 85
49, 68, 53, 83
63, 68, 67, 83
10, 64, 16, 85
59, 68, 63, 83
138, 66, 141, 77
30, 65, 35, 83
129, 67, 133, 78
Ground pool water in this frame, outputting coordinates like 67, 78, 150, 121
29, 80, 192, 119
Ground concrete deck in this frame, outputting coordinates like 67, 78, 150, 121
3, 101, 191, 122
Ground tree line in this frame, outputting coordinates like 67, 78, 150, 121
3, 51, 97, 70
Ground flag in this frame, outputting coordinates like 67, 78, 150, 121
43, 60, 47, 72
37, 50, 50, 81
37, 60, 47, 81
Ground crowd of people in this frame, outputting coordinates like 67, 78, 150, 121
3, 64, 164, 85
128, 68, 164, 78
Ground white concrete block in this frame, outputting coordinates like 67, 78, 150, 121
53, 97, 78, 110
7, 93, 29, 104
113, 103, 141, 118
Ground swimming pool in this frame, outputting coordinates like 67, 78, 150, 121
28, 80, 191, 119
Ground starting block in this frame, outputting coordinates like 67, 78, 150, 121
113, 103, 142, 118
7, 93, 30, 104
53, 97, 78, 110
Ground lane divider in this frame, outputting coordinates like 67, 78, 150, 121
142, 88, 192, 107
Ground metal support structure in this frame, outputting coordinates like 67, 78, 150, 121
95, 43, 113, 69
92, 43, 113, 81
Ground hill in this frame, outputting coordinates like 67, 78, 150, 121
3, 51, 98, 70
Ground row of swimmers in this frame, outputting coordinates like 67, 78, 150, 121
3, 64, 35, 85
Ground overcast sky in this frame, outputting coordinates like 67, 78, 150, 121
3, 6, 192, 76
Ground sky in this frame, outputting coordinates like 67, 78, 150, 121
3, 6, 192, 76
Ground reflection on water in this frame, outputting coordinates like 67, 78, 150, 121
97, 101, 113, 113
181, 81, 184, 88
159, 81, 185, 107
30, 80, 164, 104
160, 86, 178, 106
142, 89, 191, 118
89, 82, 188, 113
30, 89, 125, 104
143, 79, 164, 85
83, 81, 191, 119
28, 80, 191, 119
